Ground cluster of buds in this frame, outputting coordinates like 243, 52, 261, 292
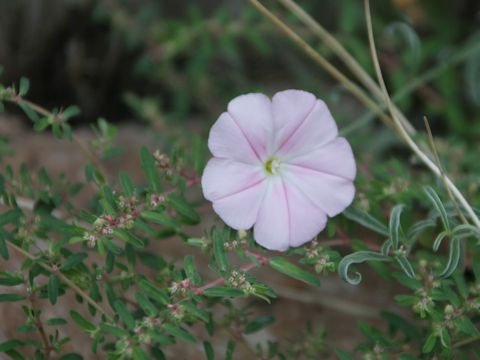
117, 213, 134, 229
118, 195, 138, 213
167, 303, 185, 321
169, 279, 192, 296
383, 179, 410, 196
115, 338, 133, 357
314, 254, 335, 274
227, 270, 254, 294
150, 193, 166, 208
94, 215, 115, 235
224, 230, 249, 251
413, 289, 434, 317
153, 150, 175, 177
83, 232, 98, 248
133, 317, 162, 345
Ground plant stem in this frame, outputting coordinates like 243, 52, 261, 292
276, 0, 416, 135
8, 241, 113, 321
362, 0, 480, 229
6, 96, 109, 181
248, 0, 393, 129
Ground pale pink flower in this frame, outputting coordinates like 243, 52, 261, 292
202, 90, 356, 251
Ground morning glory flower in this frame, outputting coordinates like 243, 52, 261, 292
202, 90, 356, 251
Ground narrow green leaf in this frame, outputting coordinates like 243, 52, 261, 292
335, 349, 354, 360
58, 353, 83, 360
184, 255, 201, 286
455, 316, 480, 336
0, 208, 23, 227
140, 147, 161, 193
394, 254, 415, 278
45, 318, 67, 326
48, 275, 59, 305
18, 77, 30, 96
389, 205, 404, 250
62, 253, 87, 271
338, 251, 392, 285
203, 341, 215, 360
113, 229, 144, 248
18, 102, 39, 123
119, 171, 134, 197
70, 310, 96, 332
163, 323, 196, 343
168, 194, 200, 225
114, 300, 135, 330
202, 287, 244, 298
269, 257, 320, 287
213, 231, 227, 272
140, 211, 179, 228
424, 186, 450, 231
62, 105, 81, 120
138, 279, 169, 305
225, 339, 235, 360
0, 293, 26, 302
244, 316, 275, 334
343, 207, 389, 236
433, 231, 448, 251
135, 291, 157, 316
182, 302, 209, 323
0, 339, 26, 352
100, 323, 129, 337
132, 347, 150, 360
0, 233, 9, 260
439, 237, 462, 278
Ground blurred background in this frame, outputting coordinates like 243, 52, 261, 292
1, 0, 480, 358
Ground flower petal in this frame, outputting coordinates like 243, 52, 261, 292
253, 177, 328, 250
275, 99, 338, 158
202, 158, 266, 229
286, 137, 356, 181
208, 112, 260, 164
227, 93, 273, 160
271, 89, 316, 149
254, 178, 290, 251
283, 165, 355, 217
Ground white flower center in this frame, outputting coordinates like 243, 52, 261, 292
264, 157, 282, 176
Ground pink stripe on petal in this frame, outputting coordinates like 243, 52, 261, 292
254, 178, 290, 251
286, 137, 356, 181
227, 93, 273, 160
276, 100, 338, 158
213, 180, 267, 230
283, 165, 355, 217
208, 112, 260, 164
201, 158, 265, 202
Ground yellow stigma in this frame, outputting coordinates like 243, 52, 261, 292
265, 158, 281, 175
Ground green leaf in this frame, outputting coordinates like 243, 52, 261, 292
389, 205, 404, 250
422, 332, 437, 353
163, 323, 196, 343
140, 211, 179, 229
269, 257, 320, 287
0, 233, 9, 260
203, 341, 215, 360
140, 147, 161, 193
62, 105, 81, 120
114, 300, 135, 330
394, 254, 415, 278
244, 316, 275, 334
424, 186, 450, 232
45, 318, 68, 326
225, 339, 235, 360
62, 253, 87, 271
70, 310, 96, 332
343, 207, 389, 236
338, 251, 392, 285
213, 231, 227, 272
135, 291, 157, 316
0, 293, 26, 302
18, 102, 39, 123
433, 230, 449, 251
168, 194, 200, 225
113, 229, 145, 248
182, 302, 209, 323
138, 279, 169, 305
455, 316, 480, 336
439, 237, 462, 278
202, 287, 244, 298
184, 255, 201, 286
18, 77, 30, 96
119, 171, 134, 197
48, 275, 59, 305
0, 339, 26, 352
100, 323, 129, 337
0, 208, 23, 227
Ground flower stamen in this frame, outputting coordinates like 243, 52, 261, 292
265, 157, 281, 175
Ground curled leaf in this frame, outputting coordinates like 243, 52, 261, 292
338, 251, 392, 285
389, 204, 404, 250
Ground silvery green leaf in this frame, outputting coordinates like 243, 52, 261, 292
338, 251, 391, 285
424, 187, 450, 232
343, 207, 388, 236
389, 205, 404, 250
